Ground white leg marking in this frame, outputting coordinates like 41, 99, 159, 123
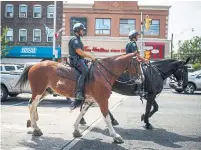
73, 103, 90, 132
30, 95, 41, 130
103, 114, 117, 137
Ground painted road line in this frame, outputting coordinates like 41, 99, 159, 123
1, 102, 26, 111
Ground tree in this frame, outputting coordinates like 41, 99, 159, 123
0, 27, 15, 58
176, 36, 201, 64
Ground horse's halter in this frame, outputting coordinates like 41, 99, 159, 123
95, 58, 142, 87
170, 64, 186, 86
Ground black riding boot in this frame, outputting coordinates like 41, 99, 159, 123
70, 75, 86, 110
70, 59, 89, 110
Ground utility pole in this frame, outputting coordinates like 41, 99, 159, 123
52, 1, 57, 61
171, 33, 173, 59
140, 12, 144, 57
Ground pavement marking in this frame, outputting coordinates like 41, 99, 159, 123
1, 102, 27, 111
61, 96, 128, 150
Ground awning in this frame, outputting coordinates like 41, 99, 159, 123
1, 58, 43, 65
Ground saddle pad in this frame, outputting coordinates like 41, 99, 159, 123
56, 63, 80, 81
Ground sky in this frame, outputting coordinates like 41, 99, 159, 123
66, 0, 201, 51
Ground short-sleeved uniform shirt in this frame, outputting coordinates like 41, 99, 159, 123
68, 35, 84, 59
125, 41, 138, 54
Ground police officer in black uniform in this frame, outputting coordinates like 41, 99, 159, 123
126, 30, 149, 94
69, 23, 97, 109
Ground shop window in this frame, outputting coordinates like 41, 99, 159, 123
120, 19, 136, 35
95, 18, 111, 35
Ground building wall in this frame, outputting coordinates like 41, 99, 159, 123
62, 1, 171, 59
1, 1, 63, 47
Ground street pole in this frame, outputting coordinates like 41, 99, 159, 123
52, 1, 57, 61
171, 33, 173, 59
140, 12, 144, 57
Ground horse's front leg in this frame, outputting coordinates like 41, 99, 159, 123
148, 100, 158, 118
73, 103, 91, 137
98, 99, 123, 144
142, 94, 155, 129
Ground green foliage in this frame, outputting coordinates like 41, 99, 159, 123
174, 36, 201, 64
0, 27, 15, 58
193, 63, 201, 70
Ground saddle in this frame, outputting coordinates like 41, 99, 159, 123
56, 61, 94, 81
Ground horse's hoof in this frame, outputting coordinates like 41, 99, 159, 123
145, 123, 153, 130
73, 130, 82, 137
27, 120, 31, 128
113, 135, 124, 144
32, 129, 43, 136
80, 118, 86, 125
141, 114, 145, 121
112, 120, 119, 126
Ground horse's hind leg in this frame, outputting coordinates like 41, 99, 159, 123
34, 91, 49, 122
148, 100, 158, 118
98, 99, 124, 144
27, 91, 48, 127
109, 110, 119, 126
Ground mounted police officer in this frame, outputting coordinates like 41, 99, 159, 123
126, 30, 149, 63
126, 30, 148, 94
69, 23, 97, 109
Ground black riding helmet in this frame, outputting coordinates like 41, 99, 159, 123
73, 23, 86, 33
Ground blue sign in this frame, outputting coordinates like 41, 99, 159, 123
7, 46, 61, 58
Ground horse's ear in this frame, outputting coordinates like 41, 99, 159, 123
184, 57, 190, 65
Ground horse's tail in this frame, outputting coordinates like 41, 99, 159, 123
15, 65, 33, 89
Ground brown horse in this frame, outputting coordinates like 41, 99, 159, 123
16, 52, 142, 143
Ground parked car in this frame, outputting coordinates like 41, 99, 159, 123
169, 69, 201, 94
0, 62, 37, 102
0, 64, 23, 73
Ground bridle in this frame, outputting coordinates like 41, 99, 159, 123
94, 58, 142, 87
169, 64, 186, 86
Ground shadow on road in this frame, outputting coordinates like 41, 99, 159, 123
91, 127, 201, 148
18, 136, 70, 150
68, 138, 128, 150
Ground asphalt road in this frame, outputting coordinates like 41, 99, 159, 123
1, 90, 201, 150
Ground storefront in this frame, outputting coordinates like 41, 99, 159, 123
62, 36, 170, 60
1, 46, 61, 64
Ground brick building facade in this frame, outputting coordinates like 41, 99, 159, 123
62, 1, 171, 60
1, 1, 63, 63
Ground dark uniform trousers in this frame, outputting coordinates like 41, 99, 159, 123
74, 58, 89, 94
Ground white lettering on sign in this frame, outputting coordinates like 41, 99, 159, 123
21, 47, 37, 54
151, 49, 159, 54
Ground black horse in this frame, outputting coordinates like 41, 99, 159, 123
80, 58, 189, 129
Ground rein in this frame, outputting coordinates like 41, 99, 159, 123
94, 59, 141, 87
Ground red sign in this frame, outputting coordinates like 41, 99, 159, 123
145, 42, 165, 59
84, 46, 125, 53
